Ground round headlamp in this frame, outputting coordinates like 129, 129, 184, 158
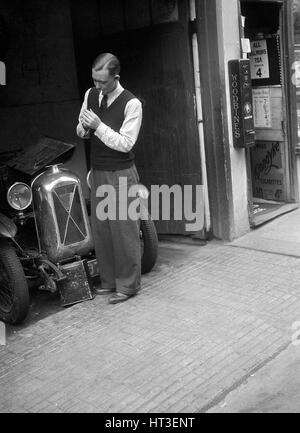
86, 169, 91, 189
7, 182, 32, 211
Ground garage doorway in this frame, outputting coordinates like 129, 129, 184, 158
70, 0, 204, 235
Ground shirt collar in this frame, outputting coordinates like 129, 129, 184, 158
100, 81, 124, 103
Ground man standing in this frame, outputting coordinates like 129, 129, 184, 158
77, 53, 143, 304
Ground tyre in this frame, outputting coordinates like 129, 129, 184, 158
0, 238, 29, 324
140, 217, 158, 274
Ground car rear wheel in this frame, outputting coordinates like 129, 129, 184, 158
140, 217, 158, 274
0, 238, 29, 324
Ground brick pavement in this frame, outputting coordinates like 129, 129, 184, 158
1, 240, 300, 413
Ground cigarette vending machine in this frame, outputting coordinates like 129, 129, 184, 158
228, 59, 255, 149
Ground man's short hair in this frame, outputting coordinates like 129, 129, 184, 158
92, 53, 120, 77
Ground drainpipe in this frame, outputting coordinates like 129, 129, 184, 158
189, 0, 211, 234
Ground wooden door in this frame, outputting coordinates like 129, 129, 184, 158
71, 0, 203, 234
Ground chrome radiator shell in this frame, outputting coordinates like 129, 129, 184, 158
31, 165, 94, 263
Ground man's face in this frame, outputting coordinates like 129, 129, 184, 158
92, 68, 117, 95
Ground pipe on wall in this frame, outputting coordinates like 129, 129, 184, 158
189, 0, 211, 233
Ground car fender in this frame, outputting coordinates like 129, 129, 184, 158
0, 212, 17, 238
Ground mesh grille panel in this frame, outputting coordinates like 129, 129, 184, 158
53, 184, 87, 246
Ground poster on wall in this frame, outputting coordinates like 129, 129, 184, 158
250, 39, 270, 80
251, 141, 286, 201
250, 36, 282, 86
252, 88, 271, 128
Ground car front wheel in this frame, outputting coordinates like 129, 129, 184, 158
0, 238, 29, 324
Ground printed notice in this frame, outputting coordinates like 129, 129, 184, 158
250, 39, 270, 80
253, 88, 271, 128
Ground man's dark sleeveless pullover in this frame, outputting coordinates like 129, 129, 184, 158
87, 87, 137, 170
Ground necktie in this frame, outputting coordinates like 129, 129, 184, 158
101, 94, 108, 109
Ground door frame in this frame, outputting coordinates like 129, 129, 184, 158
240, 0, 299, 226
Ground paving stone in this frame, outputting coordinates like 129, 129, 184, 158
2, 240, 300, 412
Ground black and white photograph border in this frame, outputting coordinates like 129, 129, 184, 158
1, 0, 300, 419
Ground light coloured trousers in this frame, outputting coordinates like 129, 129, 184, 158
90, 165, 141, 296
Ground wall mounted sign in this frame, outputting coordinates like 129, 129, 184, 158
250, 36, 282, 86
250, 39, 270, 80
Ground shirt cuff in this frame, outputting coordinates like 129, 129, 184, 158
77, 123, 90, 138
95, 122, 107, 139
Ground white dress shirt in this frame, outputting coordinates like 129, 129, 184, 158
76, 82, 142, 153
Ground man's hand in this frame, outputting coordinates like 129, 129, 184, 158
81, 109, 101, 130
80, 121, 90, 132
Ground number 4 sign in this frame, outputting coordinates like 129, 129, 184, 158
250, 39, 270, 80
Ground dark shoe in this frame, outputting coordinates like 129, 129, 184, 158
108, 292, 131, 304
96, 287, 115, 295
